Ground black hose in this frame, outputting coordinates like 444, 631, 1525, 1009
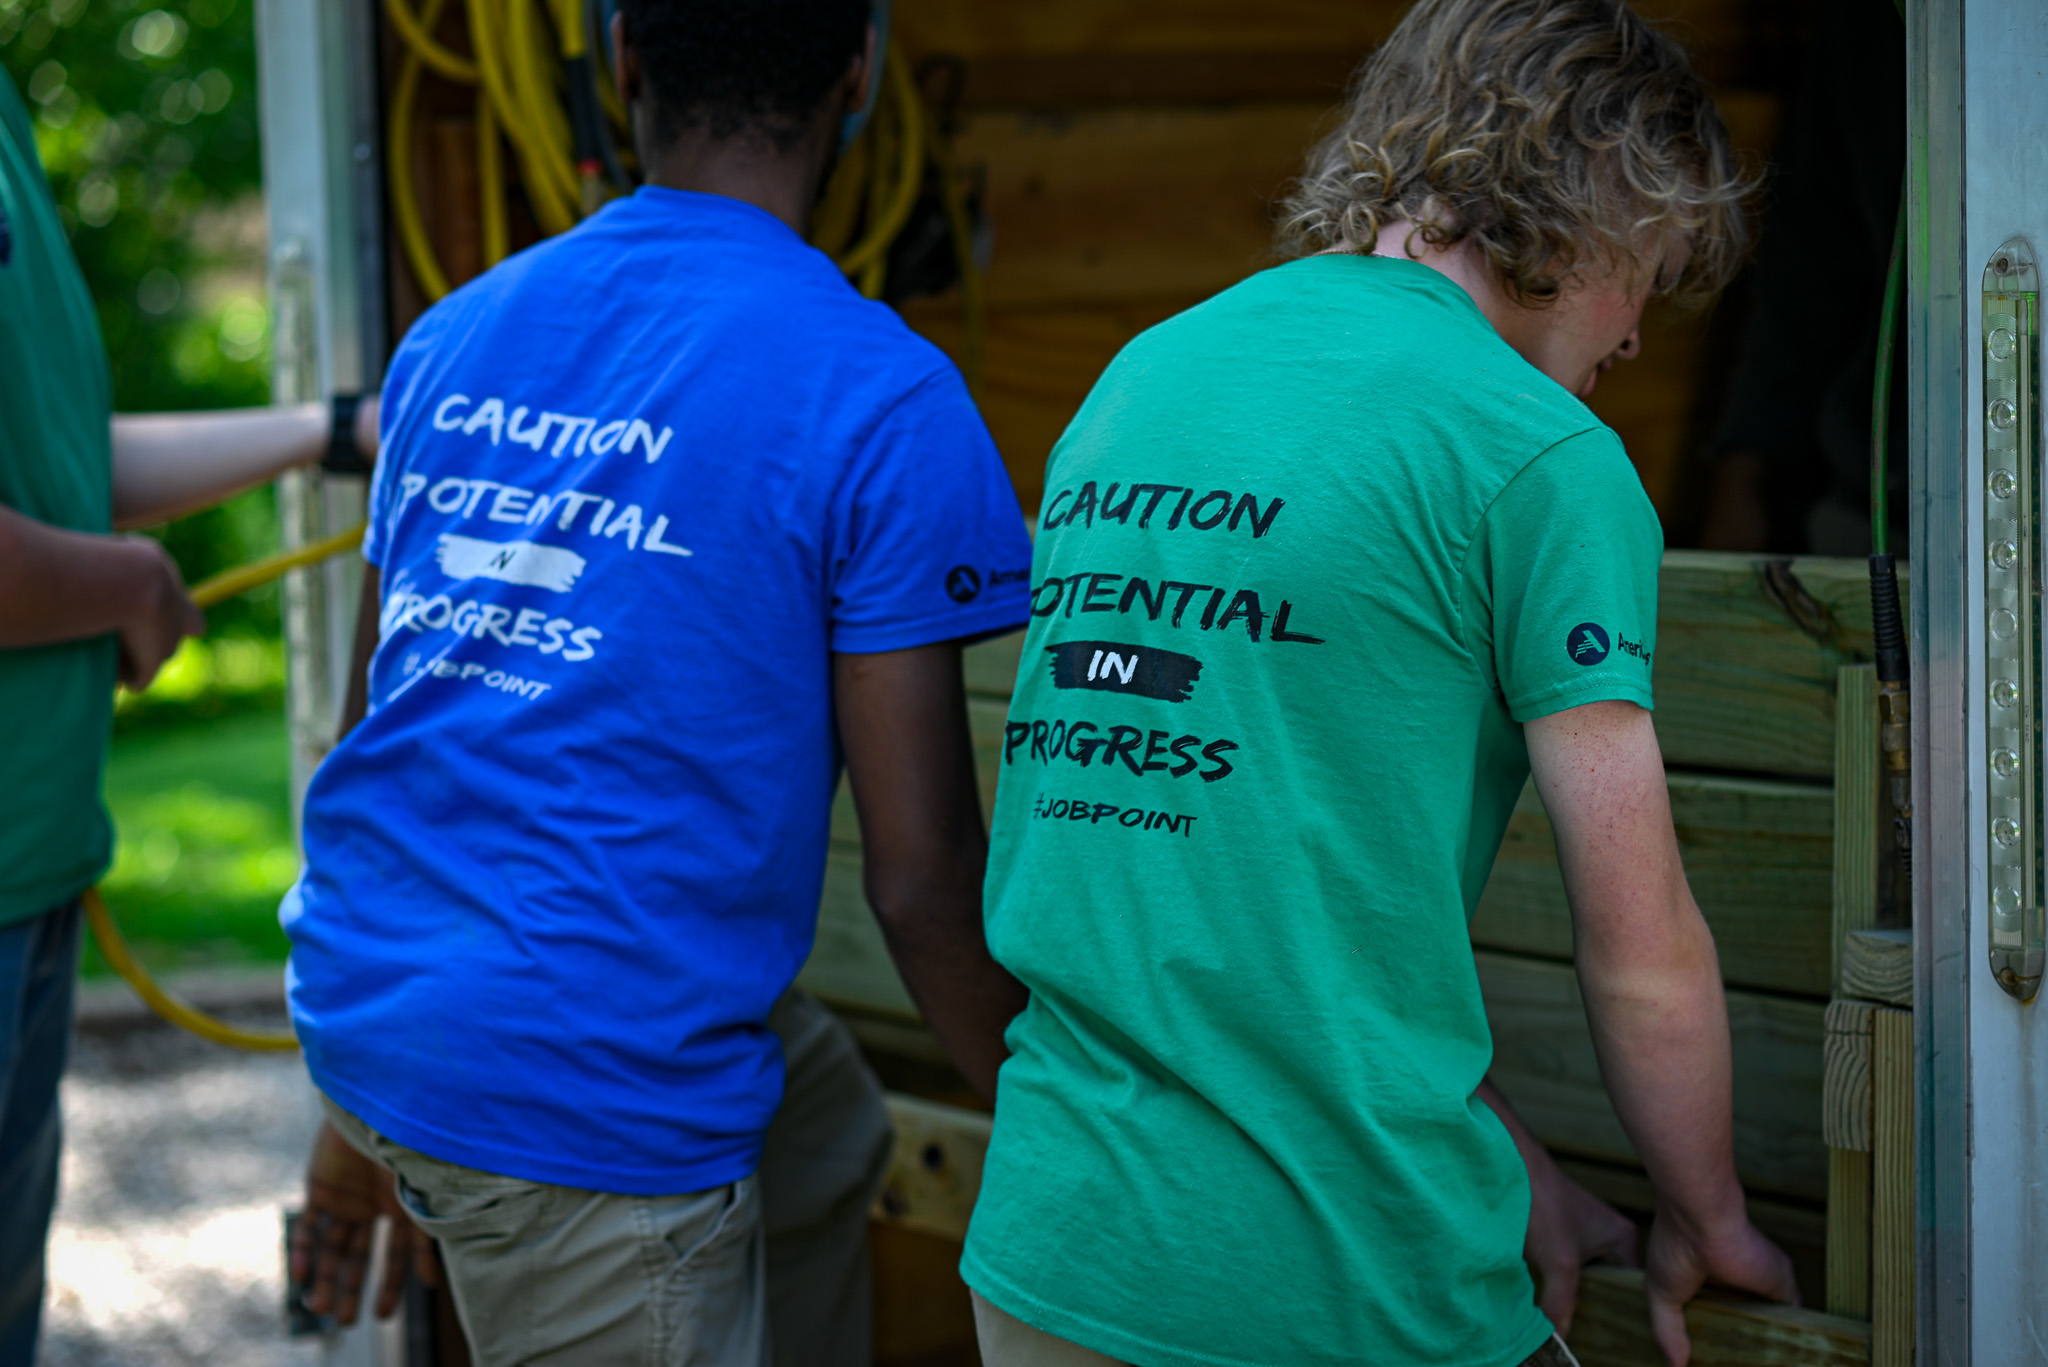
1870, 552, 1908, 686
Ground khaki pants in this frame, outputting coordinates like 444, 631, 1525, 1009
325, 989, 893, 1367
971, 1292, 1585, 1367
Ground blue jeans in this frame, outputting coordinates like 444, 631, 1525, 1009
0, 901, 79, 1367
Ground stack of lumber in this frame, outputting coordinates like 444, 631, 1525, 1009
806, 553, 1881, 1365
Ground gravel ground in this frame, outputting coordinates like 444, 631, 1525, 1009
38, 1008, 328, 1367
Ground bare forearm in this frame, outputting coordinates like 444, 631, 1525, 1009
1577, 928, 1744, 1230
0, 503, 159, 647
869, 861, 1028, 1099
834, 642, 1026, 1101
110, 404, 326, 528
1531, 705, 1798, 1346
1531, 701, 1746, 1233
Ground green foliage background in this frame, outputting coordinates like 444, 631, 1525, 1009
3, 0, 279, 634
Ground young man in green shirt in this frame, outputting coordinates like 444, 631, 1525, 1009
0, 67, 375, 1361
964, 1, 1799, 1364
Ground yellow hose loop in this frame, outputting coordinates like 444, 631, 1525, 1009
388, 35, 453, 301
837, 41, 925, 281
97, 521, 371, 1052
82, 889, 301, 1052
498, 0, 580, 214
190, 523, 368, 610
478, 92, 510, 268
464, 0, 575, 233
383, 0, 477, 84
553, 0, 584, 60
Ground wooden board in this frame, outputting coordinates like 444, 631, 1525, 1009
964, 629, 1027, 700
1841, 929, 1913, 1008
1822, 999, 1875, 1152
1479, 952, 1827, 1201
875, 1093, 994, 1241
1826, 1147, 1873, 1320
1555, 1157, 1826, 1253
1871, 1007, 1913, 1367
902, 300, 1184, 513
1834, 664, 1880, 990
896, 0, 1807, 89
1472, 773, 1833, 998
1652, 553, 1898, 778
1568, 1266, 1870, 1367
952, 104, 1326, 309
946, 95, 1781, 313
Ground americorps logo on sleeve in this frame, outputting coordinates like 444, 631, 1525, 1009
945, 565, 983, 603
1566, 622, 1610, 666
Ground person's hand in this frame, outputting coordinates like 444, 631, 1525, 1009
1525, 1160, 1639, 1334
352, 394, 381, 466
1643, 1210, 1799, 1366
115, 536, 204, 691
290, 1119, 440, 1325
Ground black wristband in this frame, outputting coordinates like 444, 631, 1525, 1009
323, 393, 372, 476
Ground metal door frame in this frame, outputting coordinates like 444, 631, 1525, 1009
254, 0, 384, 820
1911, 0, 2048, 1360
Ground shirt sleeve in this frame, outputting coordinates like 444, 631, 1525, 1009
825, 367, 1035, 653
361, 322, 438, 569
1462, 428, 1663, 723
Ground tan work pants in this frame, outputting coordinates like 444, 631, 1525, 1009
325, 988, 893, 1367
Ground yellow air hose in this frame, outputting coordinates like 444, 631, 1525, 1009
83, 890, 301, 1051
378, 0, 982, 384
86, 522, 370, 1053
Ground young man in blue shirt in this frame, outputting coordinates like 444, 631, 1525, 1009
285, 2, 1032, 1361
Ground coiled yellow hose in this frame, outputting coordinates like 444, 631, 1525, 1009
86, 523, 371, 1053
380, 0, 981, 386
83, 889, 300, 1051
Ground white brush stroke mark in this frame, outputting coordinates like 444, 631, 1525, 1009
435, 534, 586, 593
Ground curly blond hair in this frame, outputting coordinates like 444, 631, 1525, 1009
1279, 0, 1754, 309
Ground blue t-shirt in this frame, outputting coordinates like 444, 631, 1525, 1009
284, 188, 1032, 1195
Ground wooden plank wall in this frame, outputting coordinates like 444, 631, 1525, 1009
891, 0, 1813, 525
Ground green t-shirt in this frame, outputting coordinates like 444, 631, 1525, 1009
0, 70, 116, 923
962, 255, 1663, 1367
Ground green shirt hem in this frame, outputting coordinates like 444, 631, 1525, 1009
0, 840, 110, 927
959, 1249, 1558, 1367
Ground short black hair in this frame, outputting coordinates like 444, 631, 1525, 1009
617, 0, 869, 150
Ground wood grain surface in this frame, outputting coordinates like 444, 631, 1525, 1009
1568, 1266, 1870, 1367
1472, 773, 1833, 997
1478, 952, 1827, 1201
